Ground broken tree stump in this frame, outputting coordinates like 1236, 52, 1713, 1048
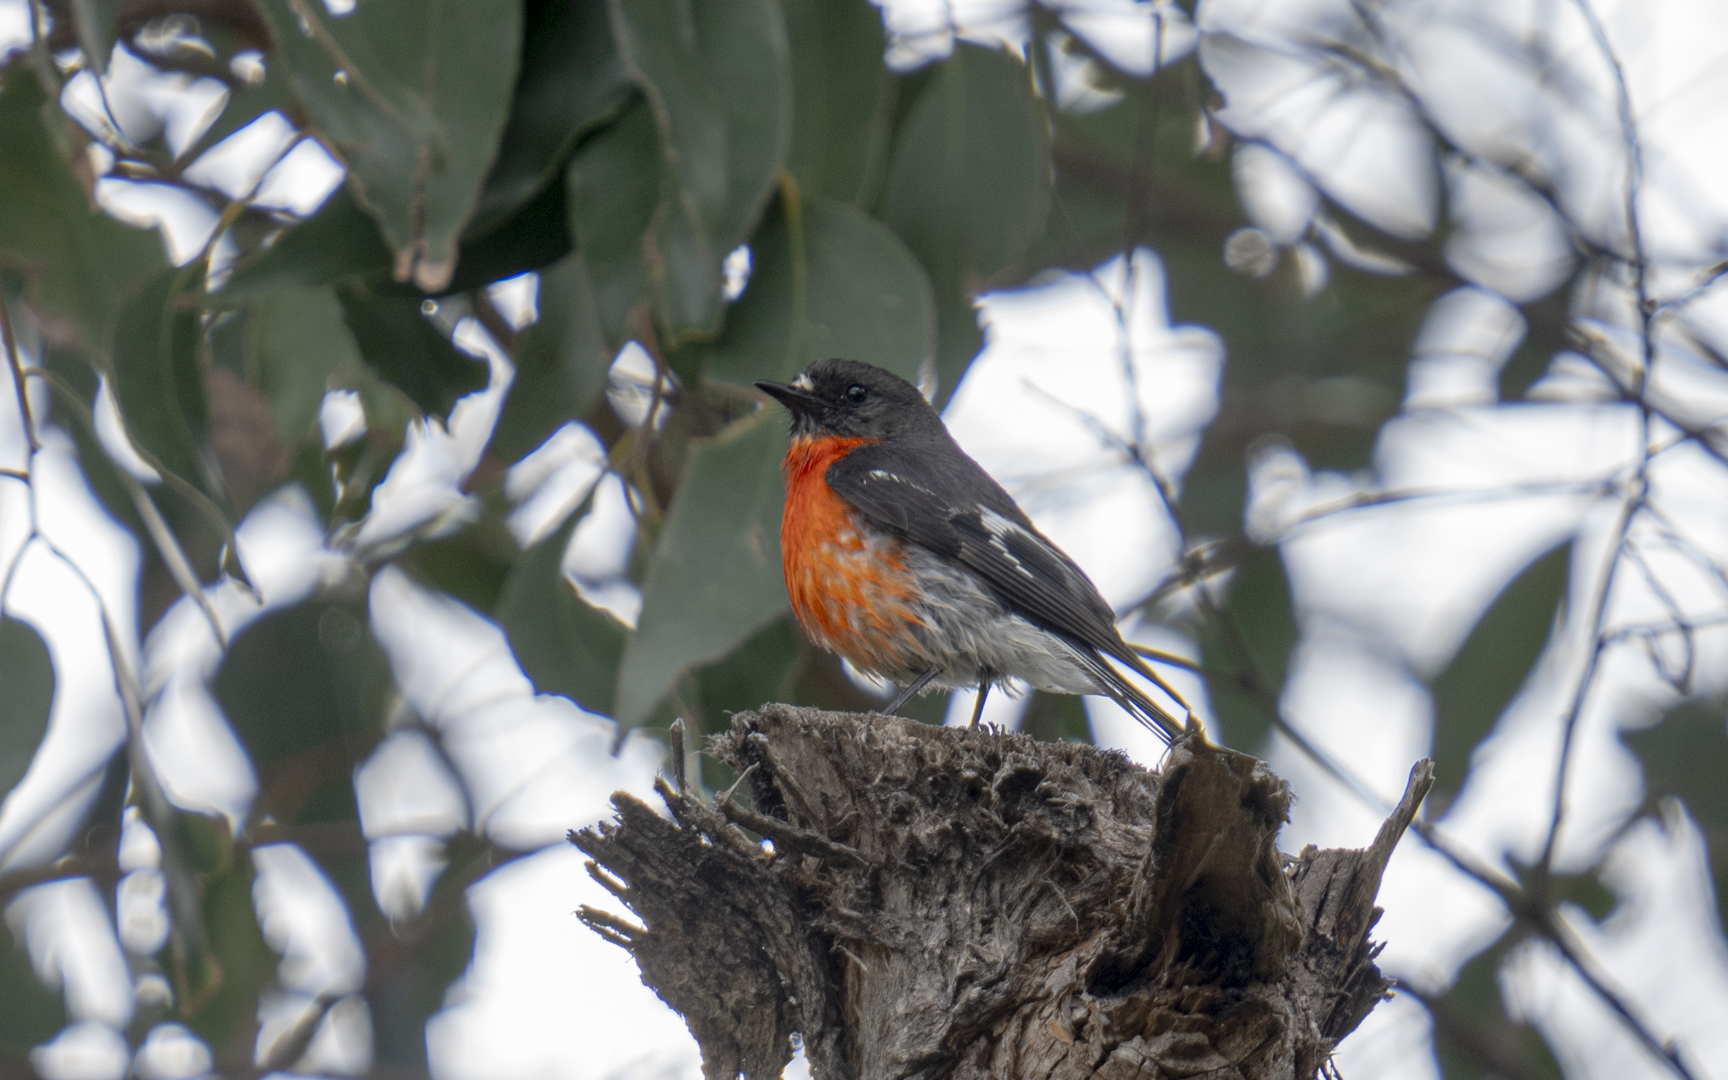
570, 704, 1433, 1080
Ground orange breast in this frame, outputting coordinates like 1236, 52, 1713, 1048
780, 435, 925, 674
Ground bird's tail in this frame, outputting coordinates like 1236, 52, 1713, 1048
1072, 648, 1189, 745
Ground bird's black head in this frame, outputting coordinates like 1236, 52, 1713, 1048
756, 359, 942, 442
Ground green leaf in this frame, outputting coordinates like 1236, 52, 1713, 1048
782, 0, 893, 205
212, 595, 393, 824
68, 0, 120, 75
876, 43, 1052, 400
0, 921, 64, 1055
614, 408, 789, 731
109, 270, 215, 494
1622, 699, 1728, 930
1626, 700, 1728, 829
565, 99, 661, 348
1200, 547, 1294, 754
0, 67, 165, 352
396, 497, 520, 613
698, 194, 935, 389
491, 253, 612, 463
173, 10, 298, 164
0, 618, 54, 800
688, 614, 802, 789
256, 0, 523, 292
607, 0, 792, 341
185, 858, 280, 1050
1428, 930, 1563, 1080
441, 163, 573, 293
218, 186, 395, 301
467, 0, 635, 238
40, 345, 144, 533
497, 508, 627, 717
367, 849, 478, 1075
693, 614, 800, 723
1431, 544, 1570, 798
251, 286, 366, 447
335, 281, 488, 419
222, 176, 570, 305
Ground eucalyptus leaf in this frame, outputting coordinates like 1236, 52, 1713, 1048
218, 185, 394, 301
565, 99, 661, 348
1622, 698, 1728, 930
335, 281, 488, 419
212, 596, 393, 824
441, 165, 574, 293
368, 851, 478, 1075
256, 0, 522, 291
700, 195, 935, 389
491, 253, 612, 463
467, 0, 635, 238
186, 858, 281, 1050
251, 286, 365, 447
782, 0, 893, 205
110, 270, 215, 495
175, 18, 297, 164
876, 43, 1051, 399
1624, 700, 1728, 831
0, 617, 54, 800
614, 408, 789, 731
1199, 547, 1294, 754
0, 68, 164, 352
1427, 930, 1563, 1080
1431, 544, 1570, 797
607, 0, 792, 342
69, 0, 119, 76
497, 507, 628, 717
0, 924, 64, 1054
693, 615, 800, 725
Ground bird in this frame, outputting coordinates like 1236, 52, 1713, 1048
755, 358, 1189, 743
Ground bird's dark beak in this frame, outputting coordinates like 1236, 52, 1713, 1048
755, 380, 824, 414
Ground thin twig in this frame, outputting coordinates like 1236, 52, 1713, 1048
1540, 0, 1658, 879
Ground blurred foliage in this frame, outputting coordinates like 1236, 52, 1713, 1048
0, 619, 54, 799
877, 42, 1051, 399
1622, 699, 1728, 930
0, 933, 64, 1066
0, 0, 1718, 1076
1426, 930, 1564, 1080
1430, 544, 1571, 807
499, 506, 627, 717
1198, 546, 1293, 753
0, 68, 162, 351
214, 596, 392, 821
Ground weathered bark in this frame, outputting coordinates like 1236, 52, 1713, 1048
570, 705, 1432, 1080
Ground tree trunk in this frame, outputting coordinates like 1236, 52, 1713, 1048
570, 705, 1433, 1080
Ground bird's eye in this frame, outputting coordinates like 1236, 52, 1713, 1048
844, 384, 868, 404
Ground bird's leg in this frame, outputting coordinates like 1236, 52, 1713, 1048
968, 671, 994, 729
884, 670, 938, 715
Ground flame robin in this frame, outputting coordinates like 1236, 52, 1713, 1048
756, 359, 1188, 742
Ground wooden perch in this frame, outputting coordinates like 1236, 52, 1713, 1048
570, 705, 1434, 1080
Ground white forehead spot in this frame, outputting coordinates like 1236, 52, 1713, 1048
792, 373, 814, 391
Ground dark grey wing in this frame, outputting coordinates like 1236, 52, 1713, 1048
825, 445, 1126, 658
827, 444, 1186, 743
